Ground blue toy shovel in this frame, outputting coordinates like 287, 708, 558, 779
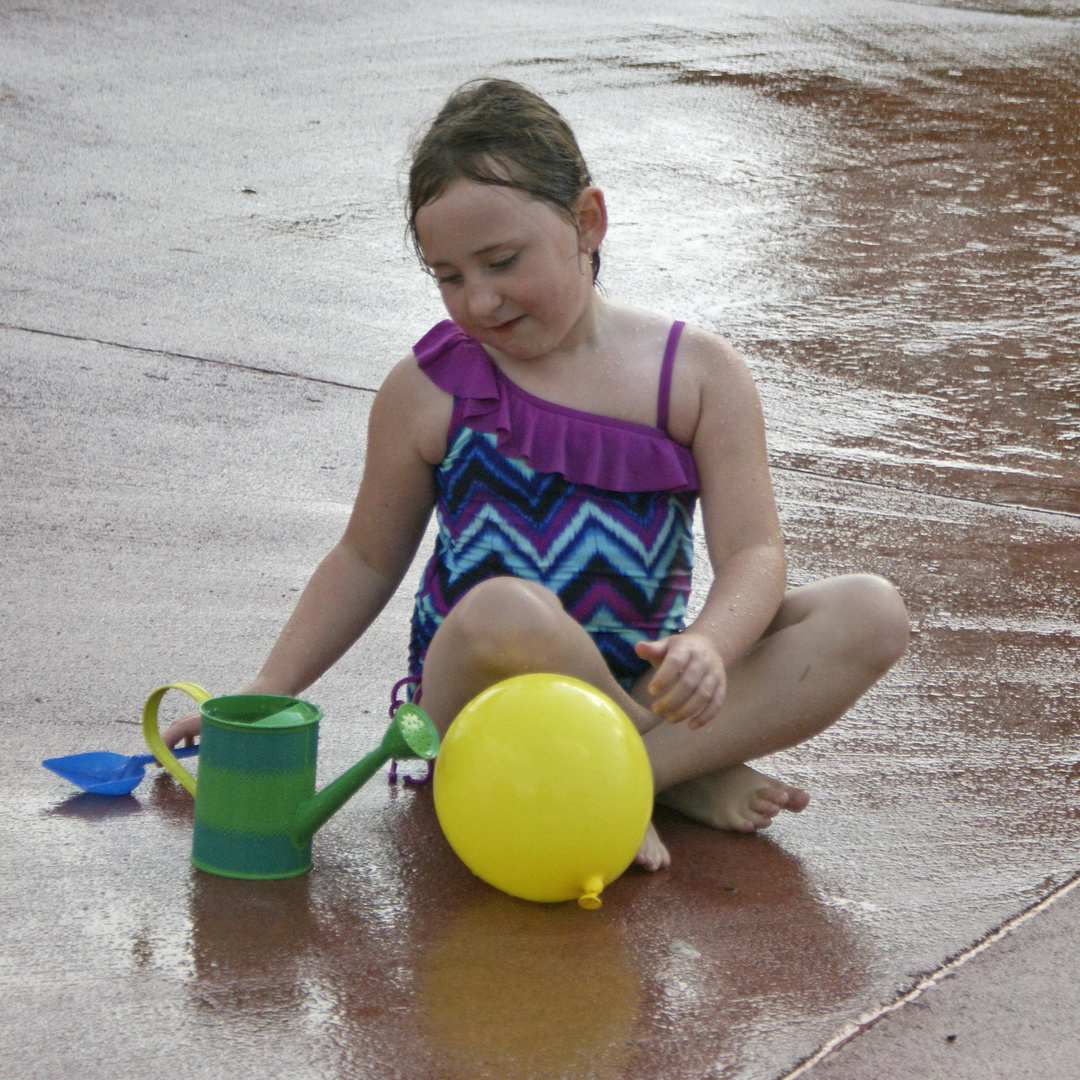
43, 745, 199, 796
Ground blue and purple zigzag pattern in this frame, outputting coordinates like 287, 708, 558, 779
409, 427, 697, 688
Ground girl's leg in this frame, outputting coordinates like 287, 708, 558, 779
643, 573, 910, 831
418, 576, 673, 868
417, 573, 909, 865
417, 577, 658, 736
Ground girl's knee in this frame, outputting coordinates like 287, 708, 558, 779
836, 574, 910, 671
454, 577, 562, 623
442, 577, 565, 663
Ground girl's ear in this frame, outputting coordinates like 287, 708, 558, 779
573, 186, 608, 255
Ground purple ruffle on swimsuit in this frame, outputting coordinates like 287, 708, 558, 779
414, 320, 698, 493
407, 319, 699, 691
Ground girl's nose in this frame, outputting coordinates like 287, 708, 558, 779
465, 279, 501, 320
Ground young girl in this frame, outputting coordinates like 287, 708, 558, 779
165, 78, 909, 871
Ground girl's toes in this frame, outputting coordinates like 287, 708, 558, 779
736, 809, 772, 831
787, 787, 811, 812
750, 795, 783, 817
634, 822, 672, 871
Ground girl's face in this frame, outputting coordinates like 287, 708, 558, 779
414, 178, 605, 362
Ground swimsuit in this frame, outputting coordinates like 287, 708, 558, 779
407, 319, 699, 693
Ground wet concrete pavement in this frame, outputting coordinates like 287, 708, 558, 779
2, 1, 1079, 1077
807, 876, 1080, 1078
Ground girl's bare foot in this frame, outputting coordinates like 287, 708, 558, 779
657, 764, 810, 833
634, 820, 671, 871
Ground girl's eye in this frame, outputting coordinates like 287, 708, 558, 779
491, 253, 518, 272
435, 272, 462, 286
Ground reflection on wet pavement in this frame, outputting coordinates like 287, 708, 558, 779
420, 895, 640, 1080
170, 793, 879, 1080
755, 53, 1080, 512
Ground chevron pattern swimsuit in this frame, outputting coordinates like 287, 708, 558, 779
407, 320, 700, 692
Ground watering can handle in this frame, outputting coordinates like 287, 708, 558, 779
142, 682, 212, 796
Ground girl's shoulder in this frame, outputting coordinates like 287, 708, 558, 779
378, 345, 453, 401
611, 306, 758, 448
673, 321, 768, 453
675, 322, 756, 405
609, 303, 747, 376
373, 348, 454, 467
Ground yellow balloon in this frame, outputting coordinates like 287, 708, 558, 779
433, 674, 653, 908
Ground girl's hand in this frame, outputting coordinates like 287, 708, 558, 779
635, 632, 727, 729
162, 712, 201, 749
159, 676, 285, 753
158, 677, 279, 751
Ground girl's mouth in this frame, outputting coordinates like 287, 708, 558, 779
489, 315, 525, 334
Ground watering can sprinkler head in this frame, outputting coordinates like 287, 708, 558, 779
379, 703, 440, 762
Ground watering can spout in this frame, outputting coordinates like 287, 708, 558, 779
288, 703, 440, 848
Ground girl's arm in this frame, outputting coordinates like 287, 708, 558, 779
635, 330, 786, 728
244, 357, 442, 697
163, 356, 447, 745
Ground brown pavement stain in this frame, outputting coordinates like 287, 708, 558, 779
530, 21, 1080, 512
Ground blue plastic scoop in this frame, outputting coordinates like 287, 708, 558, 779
43, 745, 199, 796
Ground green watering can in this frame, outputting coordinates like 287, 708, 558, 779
143, 682, 439, 880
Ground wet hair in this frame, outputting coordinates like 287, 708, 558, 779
408, 78, 601, 282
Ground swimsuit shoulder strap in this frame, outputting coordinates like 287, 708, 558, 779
656, 320, 685, 434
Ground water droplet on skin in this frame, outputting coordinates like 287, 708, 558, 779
668, 939, 702, 959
